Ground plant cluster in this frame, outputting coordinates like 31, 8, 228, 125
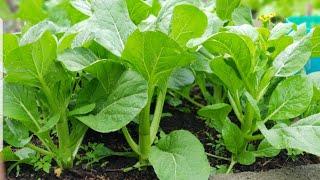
2, 0, 320, 179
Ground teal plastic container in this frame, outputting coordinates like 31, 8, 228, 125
287, 16, 320, 73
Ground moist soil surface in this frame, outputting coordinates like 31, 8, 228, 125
6, 100, 320, 180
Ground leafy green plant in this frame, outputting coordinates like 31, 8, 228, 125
2, 0, 147, 171
47, 0, 212, 179
196, 6, 320, 172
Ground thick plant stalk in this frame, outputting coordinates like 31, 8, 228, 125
56, 113, 73, 169
139, 87, 154, 162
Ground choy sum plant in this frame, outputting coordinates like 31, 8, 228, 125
54, 0, 212, 179
196, 19, 320, 171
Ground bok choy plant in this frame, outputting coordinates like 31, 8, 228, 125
197, 19, 320, 171
55, 0, 212, 179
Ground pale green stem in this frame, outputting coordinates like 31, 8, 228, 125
150, 86, 167, 144
122, 127, 140, 155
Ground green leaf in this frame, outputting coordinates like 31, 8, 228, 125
5, 32, 62, 87
3, 34, 19, 61
268, 75, 313, 120
309, 72, 320, 95
149, 130, 211, 180
268, 36, 293, 60
244, 92, 261, 121
269, 23, 294, 40
1, 147, 19, 162
126, 0, 152, 24
68, 104, 96, 117
4, 119, 32, 147
122, 30, 192, 86
155, 0, 202, 33
311, 26, 320, 57
168, 68, 195, 90
216, 0, 240, 20
259, 113, 320, 156
273, 36, 312, 77
4, 83, 40, 132
69, 0, 136, 56
71, 0, 92, 16
254, 139, 280, 158
209, 57, 243, 93
204, 32, 253, 77
20, 20, 64, 46
187, 13, 224, 48
237, 151, 255, 165
222, 121, 246, 154
76, 70, 148, 133
58, 47, 101, 72
38, 115, 60, 133
226, 24, 258, 42
198, 103, 232, 132
17, 0, 48, 24
232, 6, 253, 25
170, 4, 207, 48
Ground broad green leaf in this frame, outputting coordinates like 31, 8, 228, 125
216, 0, 240, 20
259, 113, 320, 156
226, 24, 258, 41
268, 76, 313, 120
311, 26, 320, 57
4, 119, 32, 147
4, 83, 40, 132
168, 68, 195, 90
68, 104, 96, 116
69, 0, 136, 56
222, 121, 246, 154
17, 0, 47, 24
14, 147, 36, 160
20, 20, 65, 46
268, 36, 293, 60
155, 0, 202, 33
187, 13, 224, 48
3, 34, 19, 61
5, 32, 61, 87
71, 0, 92, 16
204, 32, 253, 77
58, 47, 101, 71
1, 147, 19, 162
126, 0, 152, 24
149, 130, 210, 180
170, 4, 207, 48
209, 57, 243, 93
308, 72, 320, 95
254, 139, 280, 158
289, 23, 307, 41
232, 6, 253, 25
191, 53, 212, 73
122, 30, 192, 86
269, 23, 294, 40
76, 70, 148, 133
38, 114, 60, 133
273, 36, 312, 77
46, 0, 88, 26
198, 103, 231, 132
237, 151, 255, 165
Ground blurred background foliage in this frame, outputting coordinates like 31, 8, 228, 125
1, 0, 320, 32
242, 0, 320, 17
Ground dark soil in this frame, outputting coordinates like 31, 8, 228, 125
6, 100, 320, 179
